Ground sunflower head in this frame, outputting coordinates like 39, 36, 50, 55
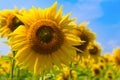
0, 57, 11, 75
56, 67, 70, 80
87, 42, 102, 60
72, 22, 96, 58
98, 63, 105, 70
81, 58, 89, 67
113, 48, 120, 70
91, 64, 101, 77
7, 14, 24, 31
72, 22, 96, 50
81, 57, 94, 68
27, 20, 65, 54
98, 56, 105, 63
0, 8, 24, 37
105, 70, 114, 80
104, 53, 113, 64
0, 69, 6, 75
56, 67, 77, 80
9, 2, 81, 75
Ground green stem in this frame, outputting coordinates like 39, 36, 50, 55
11, 51, 16, 80
69, 62, 73, 80
17, 66, 20, 79
39, 71, 45, 80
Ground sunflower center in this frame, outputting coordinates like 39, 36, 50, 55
94, 68, 100, 75
99, 65, 104, 70
89, 46, 98, 55
75, 32, 89, 54
78, 32, 89, 50
12, 17, 23, 27
28, 20, 64, 54
36, 26, 53, 43
108, 75, 113, 79
115, 57, 120, 65
7, 15, 23, 31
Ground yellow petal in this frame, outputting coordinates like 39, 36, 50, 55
55, 6, 63, 23
15, 47, 30, 62
59, 13, 71, 25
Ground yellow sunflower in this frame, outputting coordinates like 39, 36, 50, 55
98, 63, 105, 70
9, 2, 82, 74
80, 56, 95, 68
0, 8, 25, 37
91, 64, 101, 77
98, 56, 105, 63
105, 70, 114, 80
113, 48, 120, 70
104, 53, 113, 64
0, 57, 11, 75
71, 22, 96, 57
87, 42, 102, 60
56, 67, 77, 80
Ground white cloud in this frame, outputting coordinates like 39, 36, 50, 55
89, 21, 120, 53
101, 40, 120, 54
62, 0, 103, 23
107, 40, 120, 49
0, 0, 104, 23
104, 40, 120, 54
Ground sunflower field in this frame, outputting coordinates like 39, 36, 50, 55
0, 2, 120, 80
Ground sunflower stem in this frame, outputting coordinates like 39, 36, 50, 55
39, 71, 45, 80
17, 66, 20, 79
69, 62, 73, 80
11, 51, 16, 80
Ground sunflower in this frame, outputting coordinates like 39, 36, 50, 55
0, 57, 11, 75
57, 68, 70, 80
9, 2, 82, 74
1, 60, 11, 74
87, 42, 102, 60
91, 64, 101, 77
104, 53, 113, 64
56, 67, 77, 80
0, 8, 25, 37
98, 56, 105, 63
80, 56, 94, 68
105, 70, 114, 80
71, 22, 96, 57
113, 48, 120, 70
98, 63, 105, 70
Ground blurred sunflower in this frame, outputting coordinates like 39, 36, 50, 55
0, 69, 6, 75
0, 58, 11, 75
87, 42, 102, 60
57, 67, 77, 80
98, 56, 105, 63
57, 68, 70, 80
71, 22, 96, 57
91, 64, 101, 77
104, 53, 113, 64
105, 70, 114, 80
98, 63, 105, 70
0, 8, 25, 37
1, 60, 11, 74
9, 2, 82, 74
80, 56, 94, 68
113, 48, 120, 70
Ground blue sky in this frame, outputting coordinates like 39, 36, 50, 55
0, 0, 120, 55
